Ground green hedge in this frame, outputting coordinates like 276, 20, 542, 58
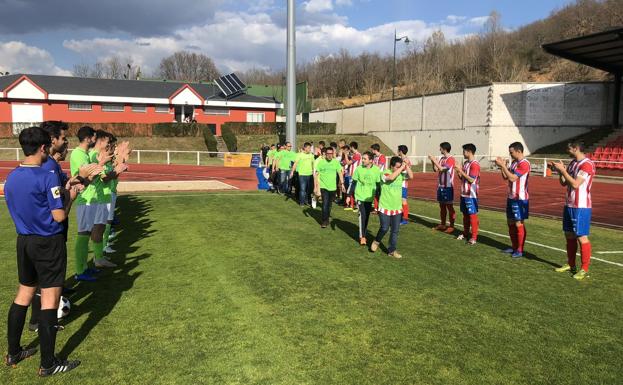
202, 126, 218, 155
222, 122, 336, 136
220, 125, 238, 152
153, 123, 208, 137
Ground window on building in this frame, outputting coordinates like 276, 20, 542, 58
247, 112, 265, 123
68, 102, 92, 111
102, 103, 125, 112
155, 105, 170, 113
204, 107, 230, 116
132, 104, 147, 113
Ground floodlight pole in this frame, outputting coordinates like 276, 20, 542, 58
286, 0, 297, 146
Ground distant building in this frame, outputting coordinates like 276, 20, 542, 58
0, 74, 283, 135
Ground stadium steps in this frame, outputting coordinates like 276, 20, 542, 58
587, 128, 623, 153
215, 136, 229, 158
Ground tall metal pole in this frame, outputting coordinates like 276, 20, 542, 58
392, 29, 397, 100
614, 72, 621, 129
286, 0, 297, 146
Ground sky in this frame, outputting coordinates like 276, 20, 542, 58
0, 0, 574, 77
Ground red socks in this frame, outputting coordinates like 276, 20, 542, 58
566, 238, 578, 267
517, 225, 526, 252
509, 224, 518, 250
469, 214, 479, 240
580, 242, 591, 272
447, 205, 456, 226
462, 215, 470, 237
440, 204, 447, 226
402, 202, 409, 220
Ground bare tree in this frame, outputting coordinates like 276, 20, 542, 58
159, 51, 220, 82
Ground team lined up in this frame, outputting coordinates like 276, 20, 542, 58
262, 138, 596, 280
3, 123, 130, 376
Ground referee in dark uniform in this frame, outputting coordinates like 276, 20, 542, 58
4, 127, 81, 377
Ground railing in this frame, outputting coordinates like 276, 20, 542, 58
406, 155, 623, 177
0, 148, 260, 167
2, 148, 622, 177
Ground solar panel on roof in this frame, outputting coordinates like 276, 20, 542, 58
214, 73, 246, 98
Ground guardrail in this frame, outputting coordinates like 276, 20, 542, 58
0, 148, 260, 166
407, 155, 623, 177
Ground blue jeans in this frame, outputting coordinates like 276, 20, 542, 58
298, 175, 312, 205
321, 188, 336, 224
357, 201, 373, 238
376, 213, 402, 253
279, 170, 290, 193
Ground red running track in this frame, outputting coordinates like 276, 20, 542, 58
1, 161, 622, 228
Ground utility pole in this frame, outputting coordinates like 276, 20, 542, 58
286, 0, 296, 146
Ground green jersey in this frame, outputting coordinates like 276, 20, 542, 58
379, 170, 404, 212
266, 149, 276, 164
295, 152, 314, 176
276, 150, 296, 171
88, 150, 111, 204
70, 147, 97, 205
315, 158, 342, 191
102, 161, 115, 197
353, 165, 381, 202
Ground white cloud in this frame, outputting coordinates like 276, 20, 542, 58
304, 0, 333, 13
0, 41, 71, 76
335, 0, 353, 6
61, 11, 485, 75
468, 16, 491, 27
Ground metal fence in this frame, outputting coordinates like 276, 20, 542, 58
0, 148, 260, 167
407, 155, 623, 178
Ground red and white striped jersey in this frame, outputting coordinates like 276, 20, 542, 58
438, 155, 455, 188
349, 152, 361, 177
508, 159, 530, 200
374, 154, 387, 171
401, 157, 412, 187
566, 158, 595, 208
460, 160, 480, 198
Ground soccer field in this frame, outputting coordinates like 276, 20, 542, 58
1, 192, 622, 385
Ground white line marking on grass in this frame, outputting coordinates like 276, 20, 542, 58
413, 213, 623, 268
596, 251, 623, 254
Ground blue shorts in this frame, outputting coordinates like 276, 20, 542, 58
460, 197, 479, 215
506, 199, 529, 221
437, 187, 454, 203
402, 187, 408, 199
563, 207, 592, 237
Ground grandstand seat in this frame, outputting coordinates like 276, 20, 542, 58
604, 147, 613, 154
614, 147, 623, 155
595, 146, 604, 154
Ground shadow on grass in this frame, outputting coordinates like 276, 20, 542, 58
57, 195, 155, 357
413, 214, 559, 268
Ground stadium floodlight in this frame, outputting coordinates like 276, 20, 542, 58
286, 0, 296, 146
392, 30, 410, 100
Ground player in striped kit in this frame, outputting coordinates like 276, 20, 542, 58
397, 145, 412, 225
549, 141, 596, 280
344, 142, 361, 210
495, 142, 530, 258
370, 144, 387, 213
454, 143, 480, 245
428, 142, 456, 233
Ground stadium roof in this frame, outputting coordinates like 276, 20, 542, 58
542, 27, 623, 74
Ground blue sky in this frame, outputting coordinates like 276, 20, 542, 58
0, 0, 575, 77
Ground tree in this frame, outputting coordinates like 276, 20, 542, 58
159, 51, 220, 82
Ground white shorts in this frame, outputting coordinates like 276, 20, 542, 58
95, 203, 109, 225
107, 193, 117, 222
76, 204, 97, 233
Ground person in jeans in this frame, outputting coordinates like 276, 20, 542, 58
352, 151, 381, 245
291, 142, 314, 206
314, 147, 345, 228
371, 156, 413, 258
275, 142, 295, 195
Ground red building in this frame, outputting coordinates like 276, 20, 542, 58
0, 74, 282, 135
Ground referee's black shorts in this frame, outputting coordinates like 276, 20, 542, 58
16, 233, 67, 288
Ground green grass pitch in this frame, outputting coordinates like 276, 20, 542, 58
1, 192, 622, 385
